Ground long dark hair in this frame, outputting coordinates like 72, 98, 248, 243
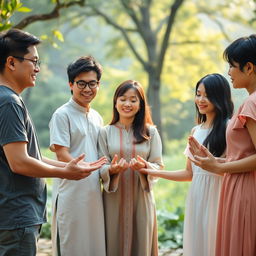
195, 73, 234, 157
110, 80, 153, 144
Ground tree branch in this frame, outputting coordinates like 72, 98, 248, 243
169, 40, 208, 45
120, 0, 142, 32
91, 6, 147, 69
197, 6, 232, 43
157, 0, 184, 77
205, 15, 232, 42
13, 0, 86, 29
155, 16, 169, 35
138, 4, 158, 70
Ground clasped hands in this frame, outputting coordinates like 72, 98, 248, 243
109, 154, 148, 175
188, 136, 225, 174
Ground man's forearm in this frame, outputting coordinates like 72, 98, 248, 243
42, 156, 67, 168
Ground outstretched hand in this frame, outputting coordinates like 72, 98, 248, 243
188, 136, 222, 174
188, 136, 208, 160
133, 156, 159, 176
63, 154, 93, 180
80, 156, 108, 169
129, 155, 147, 171
109, 154, 129, 175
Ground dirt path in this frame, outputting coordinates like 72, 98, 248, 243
37, 239, 183, 256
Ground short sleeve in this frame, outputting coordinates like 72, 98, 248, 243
49, 111, 71, 151
0, 103, 28, 146
234, 95, 256, 129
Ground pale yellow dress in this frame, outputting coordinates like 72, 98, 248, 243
98, 123, 163, 256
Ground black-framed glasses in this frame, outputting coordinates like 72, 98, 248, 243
12, 56, 41, 68
75, 80, 99, 89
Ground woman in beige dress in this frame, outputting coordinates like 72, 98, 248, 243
98, 80, 164, 256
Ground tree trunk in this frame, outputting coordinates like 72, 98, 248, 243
147, 71, 165, 152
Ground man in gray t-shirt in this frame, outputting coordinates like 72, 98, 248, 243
0, 29, 106, 256
0, 86, 47, 230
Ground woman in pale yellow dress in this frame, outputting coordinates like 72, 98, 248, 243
137, 73, 234, 256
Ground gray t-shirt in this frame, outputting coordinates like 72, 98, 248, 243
0, 86, 46, 230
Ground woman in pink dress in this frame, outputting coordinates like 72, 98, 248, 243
189, 35, 256, 256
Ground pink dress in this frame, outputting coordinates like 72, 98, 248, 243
216, 91, 256, 256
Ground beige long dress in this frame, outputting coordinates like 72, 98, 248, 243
98, 123, 163, 256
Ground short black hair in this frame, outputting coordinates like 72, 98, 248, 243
223, 34, 256, 70
67, 56, 102, 83
0, 28, 41, 72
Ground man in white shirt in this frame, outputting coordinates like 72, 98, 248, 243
49, 56, 106, 256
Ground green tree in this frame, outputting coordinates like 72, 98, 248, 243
0, 0, 86, 104
87, 0, 185, 141
1, 0, 254, 148
0, 0, 86, 31
0, 0, 31, 31
82, 0, 254, 147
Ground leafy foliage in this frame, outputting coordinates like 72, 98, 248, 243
157, 207, 184, 249
40, 222, 51, 239
1, 0, 254, 147
0, 0, 31, 31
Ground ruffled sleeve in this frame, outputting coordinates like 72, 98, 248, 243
97, 126, 121, 193
233, 93, 256, 129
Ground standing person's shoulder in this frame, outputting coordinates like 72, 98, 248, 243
190, 124, 201, 135
52, 101, 70, 116
237, 90, 256, 116
147, 125, 159, 136
0, 86, 22, 107
98, 125, 112, 143
245, 90, 256, 104
90, 107, 102, 119
49, 101, 71, 130
99, 124, 112, 134
89, 108, 104, 127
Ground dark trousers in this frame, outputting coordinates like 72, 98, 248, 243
0, 225, 41, 256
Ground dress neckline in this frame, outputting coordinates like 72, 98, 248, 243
199, 123, 211, 130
